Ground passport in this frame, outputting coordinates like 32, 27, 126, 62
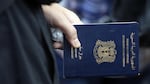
63, 22, 139, 78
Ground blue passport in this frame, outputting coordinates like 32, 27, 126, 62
63, 22, 139, 78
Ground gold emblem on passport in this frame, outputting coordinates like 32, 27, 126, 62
93, 40, 117, 64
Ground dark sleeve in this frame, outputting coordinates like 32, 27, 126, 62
31, 0, 61, 5
24, 0, 61, 8
36, 0, 60, 4
0, 0, 14, 13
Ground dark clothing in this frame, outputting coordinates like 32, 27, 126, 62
0, 0, 59, 13
105, 1, 150, 84
112, 0, 146, 21
0, 0, 59, 84
111, 0, 150, 47
0, 0, 14, 13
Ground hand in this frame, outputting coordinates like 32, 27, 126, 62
42, 3, 82, 48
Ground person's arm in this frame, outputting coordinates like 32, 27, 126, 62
42, 3, 82, 48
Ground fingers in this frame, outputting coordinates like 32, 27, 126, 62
53, 42, 63, 49
63, 9, 83, 24
52, 3, 83, 25
53, 16, 81, 48
42, 4, 81, 48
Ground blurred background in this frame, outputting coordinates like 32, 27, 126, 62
53, 0, 150, 84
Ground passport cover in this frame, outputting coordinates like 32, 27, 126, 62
63, 22, 139, 78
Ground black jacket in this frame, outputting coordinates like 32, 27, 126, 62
0, 0, 60, 84
0, 0, 59, 13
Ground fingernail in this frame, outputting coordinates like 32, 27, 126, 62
73, 39, 81, 48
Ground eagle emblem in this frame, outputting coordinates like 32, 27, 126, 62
93, 40, 117, 64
